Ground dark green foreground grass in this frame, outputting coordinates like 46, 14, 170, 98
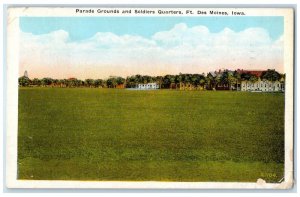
18, 88, 284, 182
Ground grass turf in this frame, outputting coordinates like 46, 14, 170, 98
18, 88, 285, 182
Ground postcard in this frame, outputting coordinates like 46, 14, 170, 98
6, 7, 294, 189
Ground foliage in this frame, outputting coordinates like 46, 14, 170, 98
17, 69, 284, 90
94, 79, 104, 87
261, 69, 281, 82
41, 78, 53, 86
18, 76, 30, 87
32, 78, 41, 86
85, 79, 95, 87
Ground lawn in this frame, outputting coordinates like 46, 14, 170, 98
18, 88, 285, 182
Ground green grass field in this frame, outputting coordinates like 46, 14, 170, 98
18, 88, 285, 182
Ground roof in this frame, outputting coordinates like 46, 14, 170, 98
208, 71, 216, 77
236, 69, 265, 77
138, 83, 158, 85
208, 69, 235, 77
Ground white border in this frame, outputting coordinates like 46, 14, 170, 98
5, 7, 294, 189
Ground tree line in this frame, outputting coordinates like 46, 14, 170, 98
18, 69, 284, 90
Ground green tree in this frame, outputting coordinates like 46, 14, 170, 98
214, 74, 221, 90
206, 73, 215, 90
106, 78, 117, 88
249, 75, 258, 83
191, 74, 198, 87
227, 72, 236, 90
85, 79, 95, 88
116, 77, 125, 85
18, 76, 30, 87
32, 78, 41, 86
125, 76, 136, 88
200, 78, 206, 89
94, 79, 103, 88
155, 76, 163, 89
41, 78, 53, 87
75, 79, 83, 87
170, 75, 176, 89
221, 71, 229, 88
58, 79, 66, 87
233, 71, 241, 90
240, 73, 252, 81
261, 69, 281, 82
162, 75, 172, 88
66, 78, 79, 87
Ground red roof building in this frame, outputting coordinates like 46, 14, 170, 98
236, 69, 265, 78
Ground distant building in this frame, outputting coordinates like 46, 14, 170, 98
116, 84, 125, 89
237, 69, 285, 92
236, 69, 264, 78
207, 69, 284, 92
216, 83, 230, 90
241, 78, 284, 92
24, 70, 28, 78
137, 83, 159, 89
208, 69, 236, 90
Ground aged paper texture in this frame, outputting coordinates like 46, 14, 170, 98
6, 7, 294, 189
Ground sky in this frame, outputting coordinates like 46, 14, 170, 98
19, 17, 284, 79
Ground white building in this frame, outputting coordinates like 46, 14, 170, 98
137, 83, 159, 89
241, 78, 284, 92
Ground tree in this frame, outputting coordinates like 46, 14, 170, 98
206, 73, 215, 90
135, 75, 142, 84
227, 72, 236, 90
249, 75, 258, 83
32, 78, 41, 86
155, 76, 163, 89
126, 76, 137, 88
162, 75, 172, 89
181, 74, 191, 89
94, 79, 103, 88
191, 74, 198, 88
200, 78, 206, 89
85, 79, 95, 88
52, 79, 59, 87
142, 75, 152, 84
214, 74, 221, 90
66, 78, 78, 87
106, 78, 117, 88
175, 74, 182, 89
18, 76, 30, 87
240, 73, 252, 81
116, 77, 125, 85
169, 75, 176, 89
261, 69, 281, 82
233, 71, 241, 90
221, 71, 229, 87
75, 79, 83, 87
41, 78, 53, 86
58, 79, 66, 87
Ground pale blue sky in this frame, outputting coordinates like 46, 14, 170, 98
20, 17, 283, 41
20, 16, 284, 79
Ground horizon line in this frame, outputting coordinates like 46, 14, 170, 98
20, 68, 284, 80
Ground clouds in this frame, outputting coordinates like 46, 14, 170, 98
20, 23, 283, 79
